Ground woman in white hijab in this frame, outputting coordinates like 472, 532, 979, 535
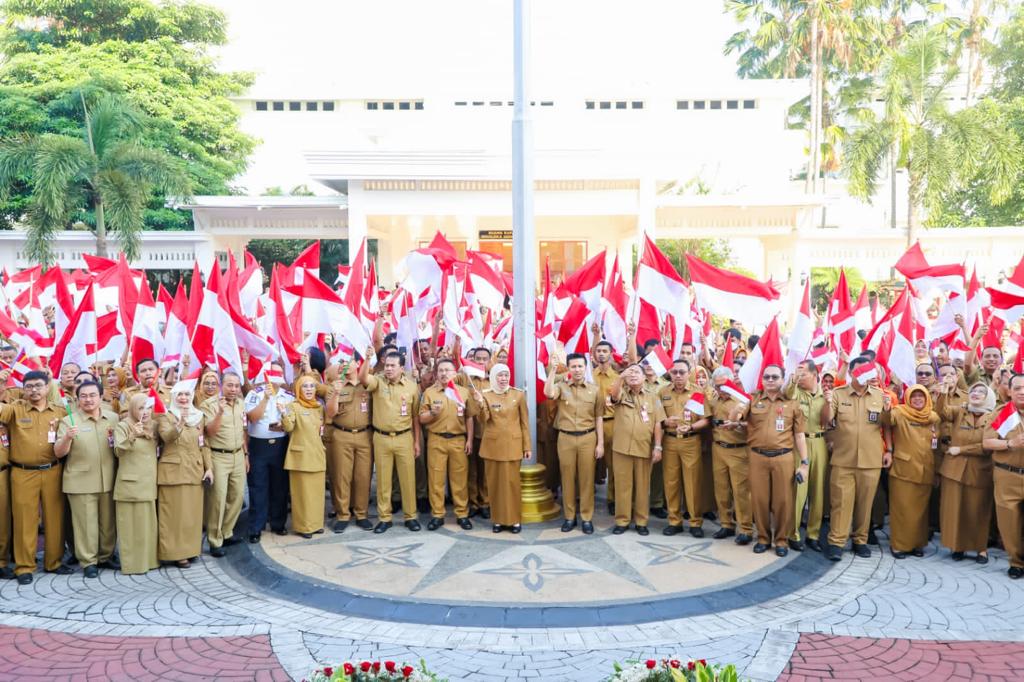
156, 383, 213, 568
472, 364, 531, 533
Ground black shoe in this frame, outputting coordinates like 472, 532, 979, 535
248, 534, 261, 544
853, 543, 871, 558
98, 558, 121, 571
328, 510, 337, 519
612, 525, 627, 535
223, 536, 243, 547
911, 547, 924, 557
682, 511, 690, 520
689, 526, 705, 539
789, 540, 804, 552
703, 512, 717, 521
0, 566, 13, 580
581, 521, 594, 535
492, 524, 502, 533
417, 498, 430, 513
891, 549, 907, 559
1009, 566, 1024, 579
825, 544, 843, 561
651, 507, 668, 519
735, 534, 752, 546
561, 519, 577, 533
272, 527, 288, 536
373, 522, 392, 534
752, 543, 769, 554
468, 507, 479, 518
83, 565, 99, 579
427, 517, 444, 531
457, 517, 473, 530
479, 507, 491, 520
210, 546, 226, 558
607, 502, 615, 515
299, 532, 313, 539
356, 519, 373, 530
333, 520, 348, 534
405, 519, 421, 532
713, 527, 735, 540
66, 555, 79, 566
867, 529, 879, 545
662, 524, 684, 536
976, 554, 989, 565
952, 551, 965, 561
510, 524, 522, 534
636, 525, 649, 536
16, 573, 32, 585
806, 538, 822, 552
775, 546, 789, 557
49, 564, 74, 575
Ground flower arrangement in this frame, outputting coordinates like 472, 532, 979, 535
305, 659, 446, 682
607, 658, 741, 682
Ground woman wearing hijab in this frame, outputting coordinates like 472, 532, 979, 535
195, 368, 221, 407
104, 366, 129, 414
113, 393, 160, 574
888, 384, 940, 558
157, 382, 214, 568
281, 373, 336, 537
472, 364, 530, 533
937, 381, 995, 563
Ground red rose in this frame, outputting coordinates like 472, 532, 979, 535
360, 661, 371, 672
385, 661, 397, 673
688, 661, 696, 670
372, 662, 381, 672
402, 665, 414, 677
645, 660, 656, 669
669, 660, 680, 668
343, 663, 354, 675
323, 667, 333, 677
699, 659, 708, 667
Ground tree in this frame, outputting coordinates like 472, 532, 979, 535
844, 25, 1021, 244
810, 267, 866, 314
655, 239, 733, 282
0, 93, 190, 261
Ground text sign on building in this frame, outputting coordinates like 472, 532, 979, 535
479, 229, 513, 241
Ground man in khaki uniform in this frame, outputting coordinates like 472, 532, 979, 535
659, 359, 708, 537
419, 358, 477, 530
361, 349, 422, 533
708, 367, 753, 545
733, 364, 808, 557
200, 371, 247, 556
0, 423, 12, 579
119, 358, 171, 416
642, 359, 670, 519
545, 352, 604, 534
325, 360, 373, 532
965, 345, 1002, 387
591, 340, 620, 514
0, 370, 73, 583
609, 364, 666, 535
983, 374, 1024, 579
55, 381, 119, 578
456, 347, 492, 518
822, 356, 893, 562
785, 360, 828, 552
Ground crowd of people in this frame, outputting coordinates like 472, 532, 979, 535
0, 310, 1022, 586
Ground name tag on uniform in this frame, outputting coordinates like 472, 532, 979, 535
640, 406, 650, 423
867, 411, 879, 423
17, 418, 31, 425
107, 430, 115, 448
198, 434, 205, 447
457, 405, 465, 417
400, 397, 408, 417
1, 433, 9, 448
775, 417, 785, 432
492, 403, 502, 411
360, 398, 368, 413
48, 430, 56, 443
605, 396, 613, 408
78, 426, 94, 434
320, 424, 325, 437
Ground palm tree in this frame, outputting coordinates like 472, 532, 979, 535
0, 92, 190, 263
844, 25, 1020, 245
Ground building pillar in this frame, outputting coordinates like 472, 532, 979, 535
636, 176, 656, 242
347, 180, 368, 263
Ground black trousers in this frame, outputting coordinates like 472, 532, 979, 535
247, 436, 290, 534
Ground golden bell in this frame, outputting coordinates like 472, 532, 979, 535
519, 463, 560, 523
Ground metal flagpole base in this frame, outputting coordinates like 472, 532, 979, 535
519, 464, 560, 523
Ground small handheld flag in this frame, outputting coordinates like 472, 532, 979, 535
444, 380, 466, 409
683, 391, 706, 417
146, 386, 167, 415
992, 402, 1021, 439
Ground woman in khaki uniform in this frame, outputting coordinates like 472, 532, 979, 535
888, 384, 940, 559
282, 374, 333, 537
103, 366, 129, 414
113, 393, 159, 574
194, 369, 221, 408
473, 364, 530, 533
157, 384, 214, 568
937, 381, 995, 563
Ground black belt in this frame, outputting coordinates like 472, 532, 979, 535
433, 432, 466, 439
0, 464, 8, 472
995, 461, 1024, 475
712, 418, 726, 426
806, 432, 826, 439
336, 426, 370, 434
940, 436, 952, 445
11, 461, 57, 471
665, 431, 700, 439
753, 447, 793, 457
374, 427, 411, 437
211, 447, 243, 454
714, 441, 747, 449
558, 428, 596, 437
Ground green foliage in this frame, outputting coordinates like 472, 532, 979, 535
655, 239, 733, 282
245, 239, 379, 285
987, 2, 1024, 100
810, 267, 866, 314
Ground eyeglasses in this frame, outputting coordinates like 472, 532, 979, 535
23, 384, 45, 390
669, 370, 687, 375
762, 374, 782, 380
916, 371, 934, 377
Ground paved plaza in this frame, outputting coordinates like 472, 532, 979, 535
0, 497, 1023, 681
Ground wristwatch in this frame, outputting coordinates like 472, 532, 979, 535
800, 459, 809, 466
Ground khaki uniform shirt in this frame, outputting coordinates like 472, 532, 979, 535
121, 384, 171, 416
787, 383, 826, 435
965, 367, 998, 387
477, 388, 530, 461
707, 389, 748, 445
592, 365, 619, 420
156, 414, 212, 486
612, 387, 667, 458
658, 383, 705, 437
0, 399, 66, 466
985, 406, 1024, 469
829, 385, 886, 469
421, 384, 477, 436
889, 410, 940, 485
282, 403, 327, 472
456, 374, 490, 440
551, 379, 602, 432
113, 421, 158, 502
58, 408, 119, 494
200, 396, 246, 452
366, 374, 420, 433
331, 380, 371, 430
937, 399, 991, 487
738, 391, 806, 451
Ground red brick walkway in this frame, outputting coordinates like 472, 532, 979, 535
0, 625, 291, 681
781, 633, 1024, 681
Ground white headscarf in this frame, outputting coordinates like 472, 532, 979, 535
489, 363, 511, 395
966, 382, 996, 415
168, 387, 203, 427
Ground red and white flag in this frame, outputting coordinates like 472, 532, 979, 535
444, 379, 466, 409
8, 348, 41, 386
172, 367, 203, 395
894, 242, 965, 295
686, 254, 780, 326
146, 386, 167, 415
561, 250, 605, 322
992, 402, 1021, 438
461, 358, 487, 379
557, 296, 592, 355
287, 241, 320, 286
738, 316, 785, 391
720, 379, 751, 404
635, 235, 688, 313
130, 280, 165, 367
50, 286, 97, 375
988, 288, 1024, 327
888, 298, 918, 387
286, 274, 372, 353
684, 391, 706, 416
826, 269, 857, 356
601, 253, 629, 354
468, 250, 506, 312
642, 344, 673, 378
786, 279, 814, 376
851, 361, 879, 384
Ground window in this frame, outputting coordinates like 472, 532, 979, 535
382, 101, 395, 110
710, 100, 722, 109
366, 101, 378, 110
585, 101, 595, 109
615, 101, 627, 109
743, 99, 757, 109
693, 100, 706, 110
599, 101, 611, 109
415, 101, 424, 110
676, 100, 689, 110
322, 101, 335, 111
305, 101, 318, 111
472, 101, 484, 106
399, 101, 411, 110
540, 241, 587, 281
272, 101, 284, 111
477, 241, 513, 273
726, 100, 738, 110
540, 101, 554, 107
255, 101, 268, 111
288, 101, 301, 111
631, 101, 643, 109
490, 101, 503, 106
455, 101, 468, 106
507, 101, 514, 106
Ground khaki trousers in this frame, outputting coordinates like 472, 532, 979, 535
749, 450, 795, 547
12, 466, 64, 575
67, 491, 116, 566
203, 449, 246, 548
649, 459, 665, 509
484, 459, 521, 526
328, 429, 372, 521
712, 443, 753, 535
557, 431, 597, 521
827, 465, 881, 547
793, 436, 829, 542
374, 433, 416, 521
663, 434, 703, 527
700, 440, 716, 515
428, 434, 469, 518
613, 452, 651, 528
0, 467, 10, 569
467, 438, 489, 510
994, 467, 1024, 568
603, 421, 615, 504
